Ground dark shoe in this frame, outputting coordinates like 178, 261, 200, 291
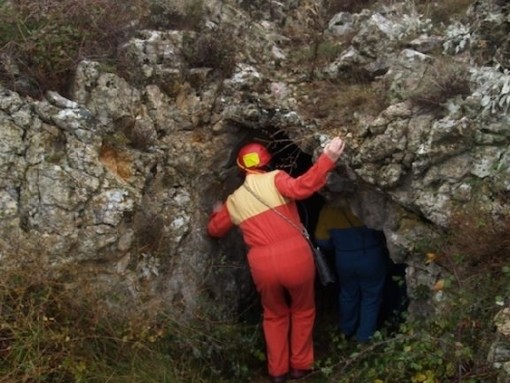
269, 373, 288, 383
289, 368, 313, 380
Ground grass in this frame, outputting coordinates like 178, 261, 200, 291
0, 0, 207, 98
0, 0, 507, 381
297, 80, 389, 132
1, 224, 504, 383
416, 0, 475, 26
407, 58, 471, 115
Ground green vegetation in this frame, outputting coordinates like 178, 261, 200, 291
0, 0, 148, 97
0, 0, 507, 381
0, 252, 264, 383
145, 0, 204, 31
1, 205, 506, 382
0, 0, 208, 98
308, 205, 507, 383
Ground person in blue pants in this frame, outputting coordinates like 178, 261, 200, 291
315, 202, 387, 342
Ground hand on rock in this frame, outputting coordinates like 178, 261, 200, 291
323, 137, 345, 162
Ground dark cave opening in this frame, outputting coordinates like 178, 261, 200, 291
237, 130, 409, 335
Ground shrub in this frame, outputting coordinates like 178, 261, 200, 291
0, 205, 505, 383
314, 206, 506, 383
181, 26, 238, 79
323, 0, 378, 14
0, 0, 148, 98
441, 206, 510, 272
471, 64, 510, 116
0, 244, 264, 383
407, 58, 471, 114
297, 80, 389, 129
0, 233, 271, 383
145, 0, 204, 31
133, 211, 166, 253
1, 262, 92, 380
443, 21, 474, 55
416, 0, 474, 26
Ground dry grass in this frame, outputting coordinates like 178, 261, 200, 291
181, 25, 238, 79
416, 0, 475, 26
145, 0, 204, 30
0, 242, 220, 382
297, 80, 389, 130
0, 0, 150, 97
442, 208, 510, 273
323, 0, 379, 14
0, 0, 207, 98
407, 58, 471, 114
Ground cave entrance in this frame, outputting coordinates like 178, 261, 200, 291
239, 129, 409, 335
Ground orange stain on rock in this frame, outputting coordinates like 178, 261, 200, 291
99, 144, 132, 181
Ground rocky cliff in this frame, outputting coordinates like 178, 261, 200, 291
1, 0, 510, 375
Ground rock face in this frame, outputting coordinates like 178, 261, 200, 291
0, 0, 509, 344
490, 307, 510, 382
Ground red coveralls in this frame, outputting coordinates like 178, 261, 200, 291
207, 154, 335, 377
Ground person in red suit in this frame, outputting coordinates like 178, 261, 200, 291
207, 137, 345, 382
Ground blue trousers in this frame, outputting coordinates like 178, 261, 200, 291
335, 244, 386, 342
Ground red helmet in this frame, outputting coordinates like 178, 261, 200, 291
236, 143, 271, 171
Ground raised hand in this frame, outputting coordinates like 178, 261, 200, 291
323, 137, 345, 162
